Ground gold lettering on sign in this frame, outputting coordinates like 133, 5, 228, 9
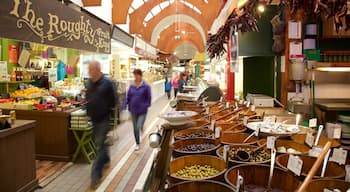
9, 0, 110, 53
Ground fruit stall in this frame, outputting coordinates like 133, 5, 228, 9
143, 99, 348, 192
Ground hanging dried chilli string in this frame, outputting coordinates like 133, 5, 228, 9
207, 0, 260, 60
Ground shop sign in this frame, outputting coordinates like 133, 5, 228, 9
112, 26, 134, 48
0, 0, 111, 54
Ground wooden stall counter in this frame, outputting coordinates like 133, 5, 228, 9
0, 120, 38, 192
3, 108, 79, 161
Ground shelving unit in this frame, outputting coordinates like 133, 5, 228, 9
0, 81, 34, 94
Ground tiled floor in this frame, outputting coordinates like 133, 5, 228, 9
35, 95, 171, 192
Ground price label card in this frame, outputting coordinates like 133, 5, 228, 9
243, 116, 248, 126
267, 136, 276, 149
332, 127, 342, 139
330, 148, 348, 165
305, 132, 314, 147
246, 101, 251, 108
287, 155, 303, 176
346, 165, 350, 182
309, 146, 322, 157
210, 120, 216, 131
235, 102, 239, 109
223, 145, 230, 162
255, 127, 260, 137
250, 105, 256, 112
205, 107, 209, 114
239, 100, 244, 105
309, 118, 317, 128
215, 127, 222, 139
226, 102, 230, 109
220, 96, 223, 102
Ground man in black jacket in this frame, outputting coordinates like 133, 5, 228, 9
86, 61, 117, 189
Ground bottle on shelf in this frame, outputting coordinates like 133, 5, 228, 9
10, 69, 16, 82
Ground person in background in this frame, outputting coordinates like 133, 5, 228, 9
86, 61, 117, 189
165, 75, 172, 99
127, 69, 151, 151
178, 72, 186, 93
171, 74, 179, 98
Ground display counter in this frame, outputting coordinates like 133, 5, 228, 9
151, 79, 165, 102
3, 109, 79, 161
0, 120, 38, 192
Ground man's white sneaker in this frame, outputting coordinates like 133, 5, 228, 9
135, 145, 140, 151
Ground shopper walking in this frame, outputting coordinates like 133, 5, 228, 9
165, 75, 172, 99
127, 69, 152, 151
178, 72, 186, 93
171, 74, 179, 98
86, 61, 117, 189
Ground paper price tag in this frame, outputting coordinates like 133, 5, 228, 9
243, 116, 248, 126
255, 127, 260, 137
250, 105, 256, 112
330, 148, 348, 165
267, 136, 276, 149
215, 127, 221, 139
246, 101, 251, 108
287, 155, 303, 176
235, 102, 239, 109
205, 107, 209, 114
309, 118, 317, 128
226, 102, 230, 109
332, 127, 342, 139
220, 96, 223, 102
210, 120, 216, 131
223, 145, 230, 162
305, 132, 314, 147
239, 100, 244, 105
346, 165, 350, 182
309, 146, 322, 157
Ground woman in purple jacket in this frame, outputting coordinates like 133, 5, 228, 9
127, 69, 152, 151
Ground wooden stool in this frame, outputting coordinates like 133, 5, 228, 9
70, 126, 96, 163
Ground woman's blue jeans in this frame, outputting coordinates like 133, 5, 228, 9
131, 113, 147, 145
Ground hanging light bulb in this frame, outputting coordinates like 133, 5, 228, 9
258, 4, 265, 13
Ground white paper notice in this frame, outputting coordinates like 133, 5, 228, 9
267, 136, 276, 149
287, 155, 303, 176
305, 132, 314, 147
288, 21, 302, 39
289, 42, 303, 58
330, 148, 348, 165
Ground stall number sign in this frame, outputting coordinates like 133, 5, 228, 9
330, 148, 348, 165
305, 132, 314, 147
223, 145, 230, 162
215, 127, 221, 139
267, 136, 276, 149
287, 155, 303, 176
309, 118, 317, 128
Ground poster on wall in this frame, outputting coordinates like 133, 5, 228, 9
8, 44, 18, 63
229, 33, 239, 73
0, 61, 8, 81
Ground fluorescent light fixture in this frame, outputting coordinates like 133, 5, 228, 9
316, 67, 350, 72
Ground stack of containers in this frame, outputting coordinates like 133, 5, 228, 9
71, 109, 91, 129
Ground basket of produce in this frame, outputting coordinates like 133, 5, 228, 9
225, 164, 300, 192
165, 180, 234, 192
172, 138, 221, 157
258, 139, 310, 155
221, 132, 258, 146
276, 154, 345, 179
291, 134, 340, 148
169, 155, 227, 183
305, 179, 350, 192
216, 145, 270, 165
174, 128, 213, 140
